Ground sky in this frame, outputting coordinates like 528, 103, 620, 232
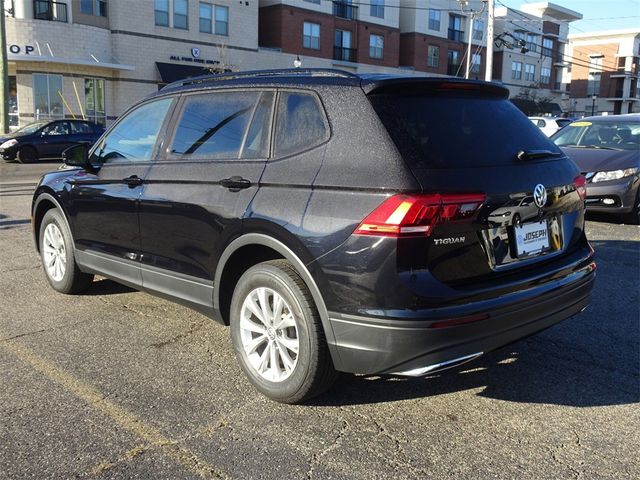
497, 0, 640, 34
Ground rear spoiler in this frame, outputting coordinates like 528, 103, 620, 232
361, 76, 509, 99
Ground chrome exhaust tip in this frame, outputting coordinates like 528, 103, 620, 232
392, 352, 484, 377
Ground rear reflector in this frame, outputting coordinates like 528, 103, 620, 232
354, 193, 486, 237
574, 175, 587, 201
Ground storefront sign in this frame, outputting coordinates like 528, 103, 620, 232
169, 47, 220, 65
8, 44, 36, 55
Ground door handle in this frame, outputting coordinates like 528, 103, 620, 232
123, 175, 143, 188
220, 176, 251, 191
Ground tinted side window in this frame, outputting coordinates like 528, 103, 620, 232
241, 92, 274, 159
70, 121, 93, 134
43, 122, 69, 136
92, 98, 173, 163
170, 91, 262, 160
274, 91, 328, 157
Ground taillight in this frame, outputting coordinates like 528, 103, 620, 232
354, 193, 485, 237
574, 175, 587, 201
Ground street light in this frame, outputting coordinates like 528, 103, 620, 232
591, 94, 597, 116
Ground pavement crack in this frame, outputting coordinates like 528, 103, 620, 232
149, 320, 208, 349
306, 419, 349, 479
0, 318, 93, 343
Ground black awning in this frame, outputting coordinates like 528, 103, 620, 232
156, 62, 211, 84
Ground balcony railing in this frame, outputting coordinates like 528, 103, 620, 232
333, 46, 357, 63
333, 1, 357, 20
34, 0, 68, 22
448, 28, 464, 42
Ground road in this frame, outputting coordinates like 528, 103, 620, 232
1, 162, 638, 479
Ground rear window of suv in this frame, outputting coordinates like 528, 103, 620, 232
369, 93, 558, 168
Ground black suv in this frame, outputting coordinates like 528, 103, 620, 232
32, 69, 595, 403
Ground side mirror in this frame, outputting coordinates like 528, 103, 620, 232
62, 143, 89, 168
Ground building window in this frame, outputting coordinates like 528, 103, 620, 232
33, 74, 64, 120
511, 61, 522, 80
447, 50, 461, 76
369, 34, 384, 59
8, 76, 18, 128
473, 20, 483, 41
526, 33, 538, 53
85, 78, 106, 126
199, 2, 212, 32
81, 0, 107, 17
428, 9, 440, 31
471, 53, 481, 73
524, 63, 535, 82
589, 55, 604, 73
303, 0, 320, 3
303, 22, 321, 50
541, 67, 551, 84
334, 30, 355, 62
33, 0, 68, 22
448, 15, 464, 42
588, 73, 601, 96
542, 38, 553, 57
155, 0, 169, 26
513, 30, 525, 43
427, 45, 439, 68
215, 5, 228, 35
174, 0, 188, 29
370, 0, 384, 18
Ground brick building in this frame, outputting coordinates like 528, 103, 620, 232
3, 0, 593, 129
567, 29, 640, 116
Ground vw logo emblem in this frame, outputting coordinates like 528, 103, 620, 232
191, 47, 201, 58
533, 184, 547, 208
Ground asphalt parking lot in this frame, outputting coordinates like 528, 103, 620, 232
1, 162, 638, 479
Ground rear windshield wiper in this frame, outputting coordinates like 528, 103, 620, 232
516, 149, 563, 161
579, 145, 620, 151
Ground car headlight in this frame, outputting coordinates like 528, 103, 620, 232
0, 139, 18, 149
591, 168, 639, 183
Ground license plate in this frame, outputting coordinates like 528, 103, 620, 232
514, 221, 549, 257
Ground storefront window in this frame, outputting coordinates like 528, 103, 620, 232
33, 74, 64, 120
85, 78, 106, 126
9, 76, 18, 128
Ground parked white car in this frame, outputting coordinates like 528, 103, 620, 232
529, 116, 572, 137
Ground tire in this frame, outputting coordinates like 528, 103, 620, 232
16, 146, 38, 164
230, 259, 337, 404
39, 209, 94, 294
622, 189, 640, 225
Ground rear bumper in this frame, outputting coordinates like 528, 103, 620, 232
327, 262, 595, 375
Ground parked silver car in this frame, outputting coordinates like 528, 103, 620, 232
529, 116, 572, 137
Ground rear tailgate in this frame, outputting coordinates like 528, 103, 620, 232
366, 80, 587, 285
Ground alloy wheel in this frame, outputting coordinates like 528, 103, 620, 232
239, 287, 299, 382
42, 223, 66, 282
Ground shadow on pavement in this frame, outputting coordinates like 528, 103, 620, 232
81, 278, 136, 296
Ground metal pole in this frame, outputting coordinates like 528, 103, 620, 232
0, 0, 10, 134
465, 15, 474, 79
485, 0, 494, 81
591, 96, 596, 116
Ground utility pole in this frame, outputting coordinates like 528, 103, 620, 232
458, 1, 487, 79
485, 0, 494, 81
0, 0, 10, 134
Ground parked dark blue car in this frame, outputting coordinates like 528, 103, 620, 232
0, 120, 104, 163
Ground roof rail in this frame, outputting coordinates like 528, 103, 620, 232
162, 68, 359, 90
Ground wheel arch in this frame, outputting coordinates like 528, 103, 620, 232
214, 233, 341, 367
32, 192, 71, 253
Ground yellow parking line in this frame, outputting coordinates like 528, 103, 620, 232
1, 337, 228, 479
